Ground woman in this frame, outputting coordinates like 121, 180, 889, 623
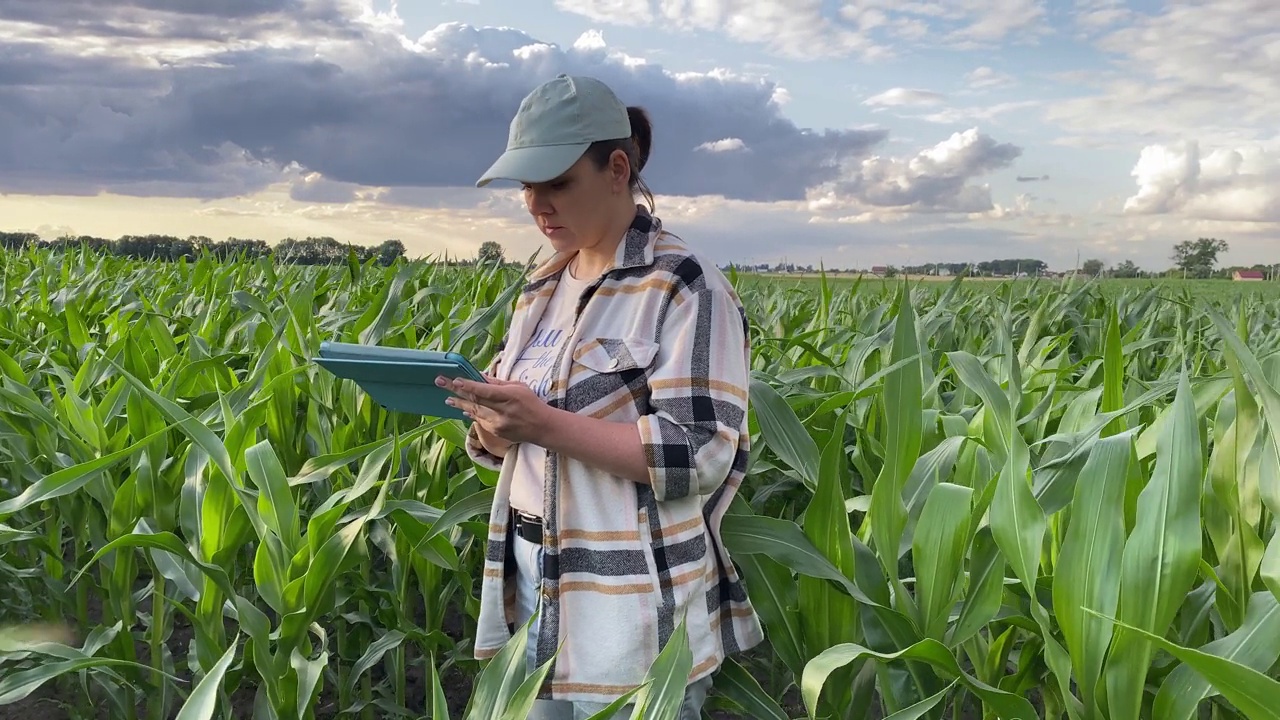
437, 74, 763, 719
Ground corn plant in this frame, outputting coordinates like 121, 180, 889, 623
2, 245, 1280, 719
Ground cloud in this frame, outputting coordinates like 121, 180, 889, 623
964, 66, 1015, 90
809, 128, 1023, 216
695, 138, 749, 153
0, 4, 893, 204
864, 87, 946, 107
1046, 0, 1279, 146
0, 0, 373, 46
553, 0, 1050, 60
918, 100, 1039, 124
1123, 140, 1280, 222
0, 0, 1029, 234
1071, 0, 1133, 34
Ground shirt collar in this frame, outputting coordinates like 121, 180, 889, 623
525, 204, 660, 284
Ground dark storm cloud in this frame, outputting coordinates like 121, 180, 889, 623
0, 3, 1009, 209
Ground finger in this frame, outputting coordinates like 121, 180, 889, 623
483, 374, 521, 386
447, 394, 482, 419
453, 377, 512, 403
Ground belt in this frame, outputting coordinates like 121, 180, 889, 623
511, 508, 543, 544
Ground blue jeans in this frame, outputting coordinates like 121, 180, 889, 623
512, 532, 713, 720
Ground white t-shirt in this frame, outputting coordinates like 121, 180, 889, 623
507, 265, 592, 516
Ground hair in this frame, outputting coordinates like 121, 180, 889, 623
585, 106, 654, 211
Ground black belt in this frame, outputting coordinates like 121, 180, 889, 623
511, 508, 543, 544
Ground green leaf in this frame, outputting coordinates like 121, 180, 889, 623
246, 439, 300, 550
801, 638, 1036, 720
631, 616, 694, 719
0, 424, 171, 517
1053, 430, 1133, 713
749, 377, 820, 487
1088, 609, 1280, 720
708, 658, 788, 720
721, 510, 886, 609
174, 641, 238, 720
463, 612, 534, 720
1105, 369, 1203, 720
948, 351, 1044, 593
1153, 591, 1280, 720
910, 483, 973, 641
871, 284, 923, 587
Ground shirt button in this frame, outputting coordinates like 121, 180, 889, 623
608, 358, 619, 369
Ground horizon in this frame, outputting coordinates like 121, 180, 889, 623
5, 229, 1274, 277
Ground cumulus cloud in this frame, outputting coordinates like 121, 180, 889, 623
695, 138, 749, 153
809, 128, 1022, 216
864, 88, 946, 107
554, 0, 1049, 60
1123, 140, 1280, 222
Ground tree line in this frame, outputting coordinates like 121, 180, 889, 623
867, 239, 1270, 280
0, 232, 409, 266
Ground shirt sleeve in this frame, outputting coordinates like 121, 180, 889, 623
464, 343, 506, 471
636, 285, 750, 502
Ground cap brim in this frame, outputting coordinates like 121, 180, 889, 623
475, 143, 590, 187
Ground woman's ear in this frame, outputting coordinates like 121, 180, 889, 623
609, 149, 631, 193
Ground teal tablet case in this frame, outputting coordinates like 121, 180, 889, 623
315, 341, 486, 420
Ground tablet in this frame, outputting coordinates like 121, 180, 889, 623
316, 341, 487, 419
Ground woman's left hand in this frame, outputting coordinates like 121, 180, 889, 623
437, 375, 553, 446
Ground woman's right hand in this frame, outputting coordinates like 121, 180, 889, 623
460, 372, 515, 458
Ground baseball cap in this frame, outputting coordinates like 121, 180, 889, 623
475, 74, 632, 187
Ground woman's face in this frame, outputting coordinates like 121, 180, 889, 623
522, 150, 630, 254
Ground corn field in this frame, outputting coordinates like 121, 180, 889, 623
2, 245, 1280, 720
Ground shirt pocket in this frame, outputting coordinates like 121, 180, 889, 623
566, 336, 660, 417
572, 336, 659, 373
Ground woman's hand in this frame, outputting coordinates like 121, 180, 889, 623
438, 374, 553, 447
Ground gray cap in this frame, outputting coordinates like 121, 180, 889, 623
476, 74, 632, 187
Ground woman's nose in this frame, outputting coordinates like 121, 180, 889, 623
526, 191, 552, 215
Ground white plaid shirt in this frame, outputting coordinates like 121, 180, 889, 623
465, 205, 764, 702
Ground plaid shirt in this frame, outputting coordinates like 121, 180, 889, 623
465, 205, 764, 702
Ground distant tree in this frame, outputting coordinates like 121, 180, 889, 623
477, 241, 505, 265
1172, 237, 1229, 278
974, 258, 1047, 276
214, 237, 270, 260
0, 231, 40, 250
1111, 259, 1140, 278
375, 239, 406, 266
1082, 258, 1105, 277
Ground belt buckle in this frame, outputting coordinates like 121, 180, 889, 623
512, 508, 542, 543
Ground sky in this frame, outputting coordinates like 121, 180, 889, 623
1, 0, 1277, 272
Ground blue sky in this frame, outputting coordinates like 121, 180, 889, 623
1, 0, 1276, 272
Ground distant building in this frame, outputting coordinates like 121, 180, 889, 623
1234, 270, 1266, 281
870, 265, 889, 276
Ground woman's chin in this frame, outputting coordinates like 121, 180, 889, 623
544, 232, 575, 251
